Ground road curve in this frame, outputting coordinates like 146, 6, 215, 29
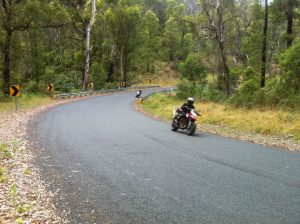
30, 89, 300, 224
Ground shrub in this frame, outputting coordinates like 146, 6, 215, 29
280, 39, 300, 90
229, 79, 263, 108
176, 79, 195, 99
201, 84, 226, 102
91, 62, 108, 90
24, 81, 39, 94
179, 53, 207, 84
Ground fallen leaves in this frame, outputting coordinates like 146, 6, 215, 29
0, 98, 81, 224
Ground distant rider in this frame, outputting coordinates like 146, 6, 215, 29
136, 89, 142, 98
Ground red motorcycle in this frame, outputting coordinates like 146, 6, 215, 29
171, 108, 199, 136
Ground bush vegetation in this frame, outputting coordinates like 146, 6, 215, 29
176, 39, 300, 110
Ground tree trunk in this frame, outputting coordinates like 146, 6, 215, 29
107, 41, 116, 82
286, 0, 293, 48
82, 0, 96, 90
120, 45, 125, 84
2, 30, 12, 94
216, 3, 230, 95
261, 0, 268, 88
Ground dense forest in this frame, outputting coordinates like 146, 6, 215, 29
1, 0, 300, 108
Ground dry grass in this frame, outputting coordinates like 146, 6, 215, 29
0, 95, 54, 112
141, 93, 300, 140
138, 61, 180, 87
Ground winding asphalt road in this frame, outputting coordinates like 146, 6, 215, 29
30, 89, 300, 224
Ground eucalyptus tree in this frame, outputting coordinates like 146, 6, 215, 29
104, 0, 141, 84
82, 0, 96, 89
61, 0, 102, 90
138, 9, 161, 72
272, 0, 299, 48
199, 0, 236, 95
0, 0, 68, 93
1, 0, 35, 93
261, 0, 268, 88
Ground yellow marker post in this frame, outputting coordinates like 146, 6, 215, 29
10, 85, 20, 111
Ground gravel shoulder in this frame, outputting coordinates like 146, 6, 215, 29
0, 97, 91, 224
134, 101, 300, 152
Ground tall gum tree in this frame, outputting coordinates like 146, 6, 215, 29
105, 1, 141, 85
261, 0, 268, 88
199, 0, 235, 95
83, 0, 96, 89
272, 0, 299, 48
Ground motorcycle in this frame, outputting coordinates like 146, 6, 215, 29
171, 107, 199, 136
136, 90, 142, 98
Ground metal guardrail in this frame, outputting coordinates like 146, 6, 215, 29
53, 85, 161, 100
141, 87, 177, 100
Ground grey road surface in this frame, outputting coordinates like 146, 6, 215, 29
30, 89, 300, 224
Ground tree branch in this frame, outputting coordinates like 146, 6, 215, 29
40, 23, 67, 28
12, 23, 31, 32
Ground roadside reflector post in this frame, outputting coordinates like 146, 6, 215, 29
15, 97, 19, 111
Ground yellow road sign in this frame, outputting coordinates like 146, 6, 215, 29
10, 85, 20, 97
48, 84, 54, 92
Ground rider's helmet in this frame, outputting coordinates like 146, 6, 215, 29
187, 97, 194, 106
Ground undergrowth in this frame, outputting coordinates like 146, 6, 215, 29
140, 93, 300, 140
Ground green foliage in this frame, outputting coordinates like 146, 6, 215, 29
176, 79, 196, 99
91, 62, 107, 89
10, 183, 17, 206
131, 9, 162, 73
0, 166, 7, 183
15, 219, 24, 224
280, 39, 300, 89
164, 17, 181, 61
179, 53, 207, 83
229, 79, 263, 108
177, 79, 226, 103
0, 143, 12, 160
0, 0, 299, 106
180, 33, 195, 60
201, 84, 227, 102
23, 167, 32, 175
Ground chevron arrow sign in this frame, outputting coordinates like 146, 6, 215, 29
48, 84, 54, 92
10, 85, 20, 97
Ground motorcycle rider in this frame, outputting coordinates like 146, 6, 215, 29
175, 97, 197, 123
136, 89, 142, 98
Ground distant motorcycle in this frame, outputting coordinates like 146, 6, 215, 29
136, 90, 142, 98
171, 108, 199, 136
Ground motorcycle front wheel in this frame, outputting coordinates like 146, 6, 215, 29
171, 119, 178, 131
186, 122, 196, 136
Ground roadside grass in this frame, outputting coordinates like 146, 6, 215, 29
0, 94, 54, 112
140, 93, 300, 140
